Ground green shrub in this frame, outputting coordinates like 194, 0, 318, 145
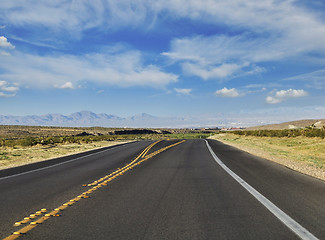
20, 137, 37, 146
232, 128, 325, 138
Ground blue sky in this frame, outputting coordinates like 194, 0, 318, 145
0, 0, 325, 126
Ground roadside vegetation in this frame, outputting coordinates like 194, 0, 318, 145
1, 124, 324, 181
231, 127, 325, 138
0, 134, 152, 148
0, 125, 216, 148
0, 125, 217, 170
168, 133, 211, 139
0, 132, 212, 148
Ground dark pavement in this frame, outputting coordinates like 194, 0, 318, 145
1, 139, 324, 239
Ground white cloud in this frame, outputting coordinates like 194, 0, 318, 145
215, 87, 242, 98
0, 1, 154, 35
1, 1, 325, 86
265, 96, 281, 104
2, 1, 324, 48
0, 36, 15, 49
55, 82, 74, 89
164, 29, 325, 79
0, 92, 15, 97
1, 86, 18, 92
161, 0, 325, 52
0, 50, 178, 89
0, 80, 19, 97
0, 81, 19, 92
174, 88, 192, 95
266, 89, 308, 104
161, 1, 325, 80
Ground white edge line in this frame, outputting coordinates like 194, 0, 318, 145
0, 142, 133, 181
205, 139, 318, 240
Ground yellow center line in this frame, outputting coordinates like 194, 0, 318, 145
141, 140, 160, 158
138, 141, 158, 159
86, 140, 160, 187
13, 209, 47, 227
3, 140, 185, 240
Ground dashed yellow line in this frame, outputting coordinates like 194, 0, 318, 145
3, 140, 184, 240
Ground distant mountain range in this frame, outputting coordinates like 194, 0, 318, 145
2, 111, 320, 128
0, 111, 206, 128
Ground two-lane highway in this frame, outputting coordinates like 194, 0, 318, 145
1, 139, 324, 239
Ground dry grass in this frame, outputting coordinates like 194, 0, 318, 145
0, 141, 131, 170
209, 133, 325, 181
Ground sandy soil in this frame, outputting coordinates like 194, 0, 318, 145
209, 134, 325, 181
0, 141, 132, 170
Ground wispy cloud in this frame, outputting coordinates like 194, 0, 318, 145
162, 1, 325, 80
182, 62, 249, 80
0, 51, 11, 56
2, 1, 324, 83
0, 1, 156, 37
0, 50, 178, 89
284, 70, 325, 89
266, 89, 308, 104
174, 88, 192, 95
215, 87, 243, 98
0, 1, 324, 123
2, 1, 325, 47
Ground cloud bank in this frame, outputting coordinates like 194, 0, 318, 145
1, 1, 324, 86
0, 50, 178, 89
266, 89, 308, 104
161, 1, 325, 80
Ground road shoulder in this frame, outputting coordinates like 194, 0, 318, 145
208, 134, 325, 181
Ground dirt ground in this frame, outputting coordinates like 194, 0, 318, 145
0, 141, 131, 170
209, 133, 325, 181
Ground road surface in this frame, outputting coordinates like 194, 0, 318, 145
1, 139, 324, 239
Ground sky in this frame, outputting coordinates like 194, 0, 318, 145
0, 0, 325, 127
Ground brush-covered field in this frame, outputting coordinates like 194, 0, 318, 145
0, 125, 215, 170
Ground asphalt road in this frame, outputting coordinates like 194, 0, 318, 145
0, 139, 324, 240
